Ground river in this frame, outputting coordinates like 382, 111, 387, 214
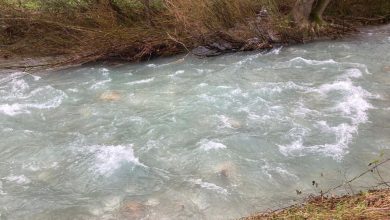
0, 25, 390, 219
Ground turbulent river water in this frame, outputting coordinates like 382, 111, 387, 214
1, 25, 390, 220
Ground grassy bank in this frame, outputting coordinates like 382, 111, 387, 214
244, 158, 390, 219
243, 189, 390, 220
0, 0, 390, 68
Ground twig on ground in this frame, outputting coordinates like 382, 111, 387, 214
323, 158, 390, 195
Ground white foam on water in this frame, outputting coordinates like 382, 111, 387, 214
169, 70, 185, 78
197, 94, 216, 103
0, 103, 25, 115
279, 122, 356, 159
67, 88, 78, 93
0, 181, 6, 195
262, 163, 299, 181
293, 57, 338, 65
0, 90, 67, 116
275, 57, 338, 69
231, 87, 248, 97
198, 139, 227, 151
195, 68, 214, 74
278, 140, 306, 157
278, 133, 343, 159
318, 80, 374, 125
217, 85, 232, 89
0, 77, 67, 116
146, 64, 157, 68
22, 162, 58, 172
190, 179, 228, 195
254, 81, 310, 95
217, 115, 241, 129
0, 78, 30, 100
267, 46, 283, 55
333, 93, 373, 124
235, 53, 261, 66
100, 68, 110, 75
126, 77, 155, 85
293, 101, 320, 117
198, 83, 208, 87
341, 68, 363, 79
90, 78, 112, 89
341, 62, 371, 74
83, 144, 144, 176
31, 74, 41, 81
279, 68, 374, 159
0, 72, 28, 85
314, 121, 356, 156
2, 128, 14, 132
3, 175, 31, 185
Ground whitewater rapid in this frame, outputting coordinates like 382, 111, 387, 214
0, 25, 390, 220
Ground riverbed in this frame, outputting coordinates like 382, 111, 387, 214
0, 25, 390, 219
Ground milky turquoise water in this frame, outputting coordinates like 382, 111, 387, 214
0, 25, 390, 219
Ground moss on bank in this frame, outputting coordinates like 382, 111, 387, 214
243, 189, 390, 220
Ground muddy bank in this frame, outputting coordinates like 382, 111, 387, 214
0, 20, 377, 72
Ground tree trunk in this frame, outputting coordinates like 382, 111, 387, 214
310, 0, 331, 24
292, 0, 331, 27
292, 0, 316, 27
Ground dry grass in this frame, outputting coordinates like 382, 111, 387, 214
243, 189, 390, 220
0, 0, 273, 63
0, 0, 389, 66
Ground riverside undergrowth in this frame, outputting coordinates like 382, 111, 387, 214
0, 0, 389, 68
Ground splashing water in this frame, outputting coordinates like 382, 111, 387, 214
1, 25, 390, 219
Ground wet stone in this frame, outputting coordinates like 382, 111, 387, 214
99, 91, 121, 101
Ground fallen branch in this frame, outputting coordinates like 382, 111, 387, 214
323, 158, 390, 195
166, 32, 190, 53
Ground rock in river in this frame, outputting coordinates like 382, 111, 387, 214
99, 91, 121, 101
192, 46, 221, 57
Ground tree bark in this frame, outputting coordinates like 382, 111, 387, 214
310, 0, 331, 24
292, 0, 331, 27
292, 0, 316, 27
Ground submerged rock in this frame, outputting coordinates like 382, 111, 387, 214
99, 91, 121, 101
192, 46, 221, 57
145, 198, 160, 207
226, 118, 241, 129
209, 41, 233, 51
102, 196, 121, 212
214, 161, 237, 179
119, 201, 146, 219
383, 66, 390, 72
219, 115, 242, 129
79, 107, 92, 117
